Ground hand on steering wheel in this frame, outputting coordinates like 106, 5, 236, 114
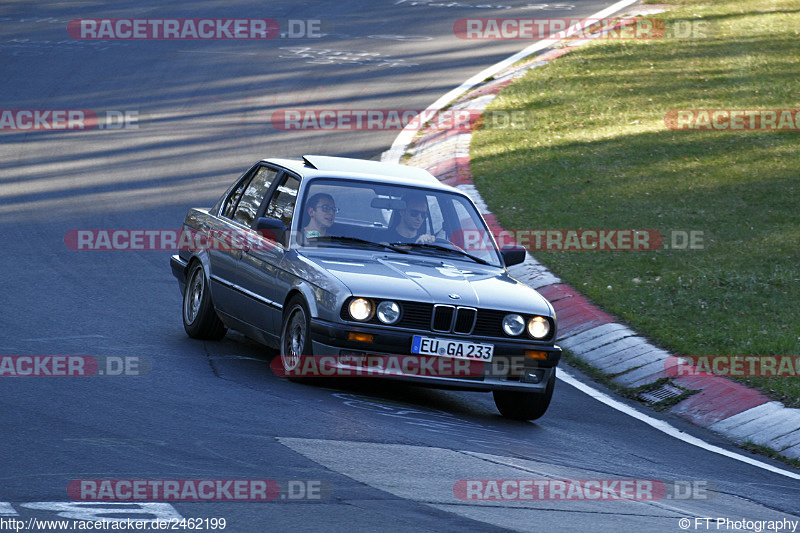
415, 233, 436, 244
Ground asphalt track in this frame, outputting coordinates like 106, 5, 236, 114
1, 1, 798, 532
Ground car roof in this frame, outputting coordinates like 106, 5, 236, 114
262, 155, 455, 191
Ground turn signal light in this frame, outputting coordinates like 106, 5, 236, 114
348, 332, 374, 343
525, 350, 547, 360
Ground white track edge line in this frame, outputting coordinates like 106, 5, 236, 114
383, 0, 642, 164
557, 368, 800, 480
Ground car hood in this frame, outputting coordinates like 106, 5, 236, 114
301, 251, 553, 316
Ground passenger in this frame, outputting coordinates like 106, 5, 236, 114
385, 193, 435, 244
303, 193, 338, 239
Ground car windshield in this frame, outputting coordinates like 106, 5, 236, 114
296, 179, 503, 267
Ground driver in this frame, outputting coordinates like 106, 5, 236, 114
384, 193, 435, 244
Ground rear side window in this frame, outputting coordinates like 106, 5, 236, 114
265, 174, 301, 228
222, 173, 251, 219
231, 166, 278, 227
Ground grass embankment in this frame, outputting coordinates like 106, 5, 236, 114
471, 0, 800, 406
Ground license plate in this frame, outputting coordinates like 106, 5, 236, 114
411, 335, 493, 362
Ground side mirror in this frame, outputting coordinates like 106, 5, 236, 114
255, 217, 288, 245
500, 245, 526, 267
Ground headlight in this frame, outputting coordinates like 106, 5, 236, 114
348, 298, 373, 321
527, 316, 550, 339
502, 314, 525, 336
377, 301, 401, 324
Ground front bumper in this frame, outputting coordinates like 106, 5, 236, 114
170, 254, 189, 293
307, 318, 561, 392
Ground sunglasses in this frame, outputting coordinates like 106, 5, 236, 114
316, 204, 339, 213
407, 209, 427, 218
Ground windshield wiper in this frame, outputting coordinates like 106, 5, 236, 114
391, 242, 492, 265
310, 235, 408, 253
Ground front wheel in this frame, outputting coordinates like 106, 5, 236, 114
493, 370, 555, 421
280, 296, 313, 381
182, 261, 227, 340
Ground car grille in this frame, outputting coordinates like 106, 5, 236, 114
395, 301, 431, 330
432, 305, 455, 332
471, 309, 509, 337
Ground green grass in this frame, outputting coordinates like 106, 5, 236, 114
471, 0, 800, 407
741, 442, 800, 470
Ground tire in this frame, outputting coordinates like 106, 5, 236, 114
493, 370, 555, 421
280, 296, 313, 381
182, 261, 227, 340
